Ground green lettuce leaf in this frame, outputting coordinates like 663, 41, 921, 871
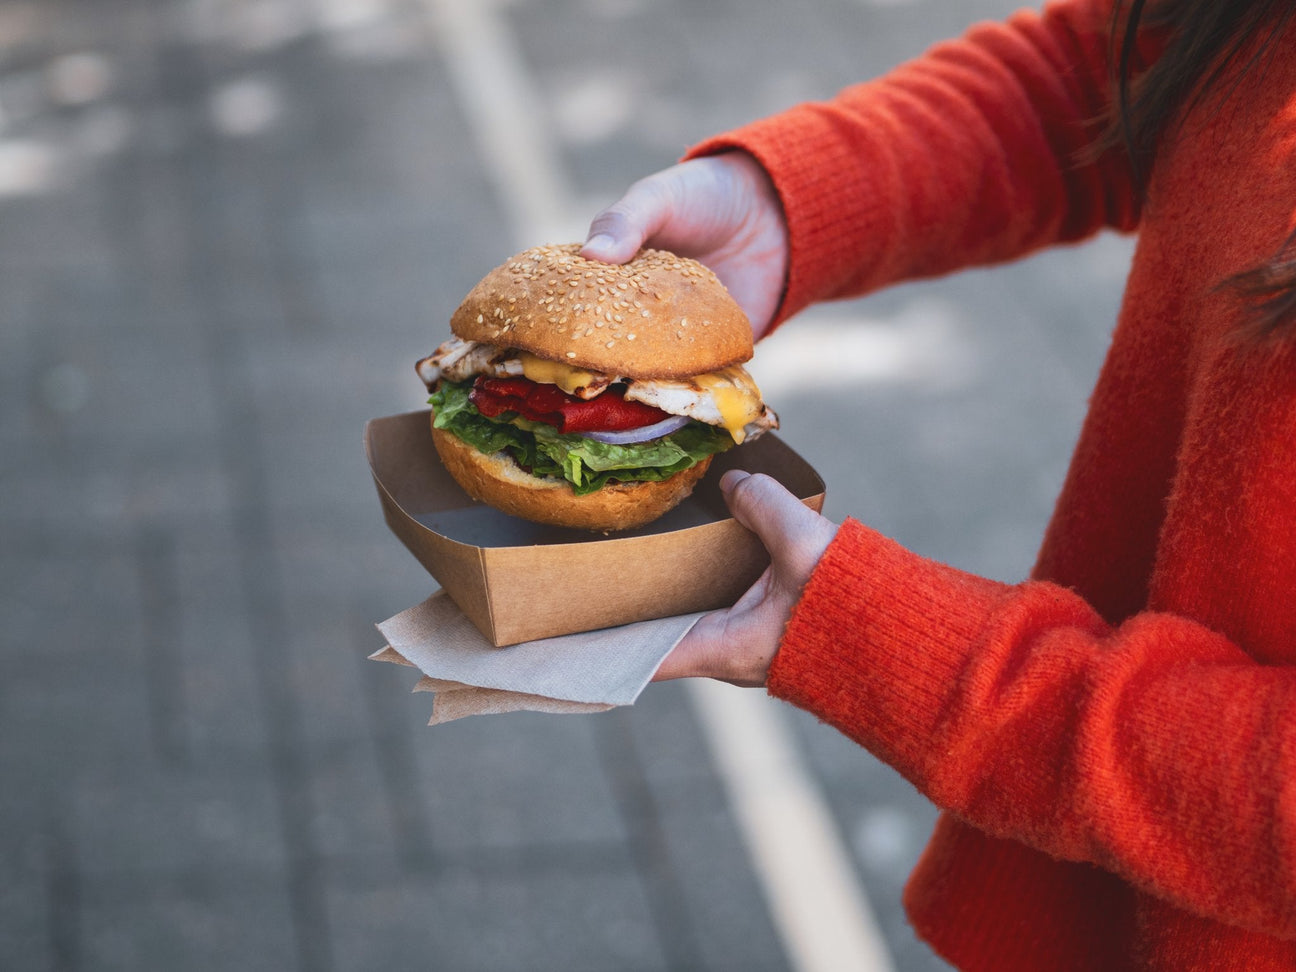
429, 379, 732, 495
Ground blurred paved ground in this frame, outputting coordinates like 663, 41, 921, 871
0, 0, 1132, 970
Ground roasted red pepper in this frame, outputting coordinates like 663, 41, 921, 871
470, 376, 671, 433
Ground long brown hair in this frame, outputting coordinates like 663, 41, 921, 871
1112, 0, 1296, 335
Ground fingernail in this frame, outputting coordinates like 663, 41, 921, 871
719, 469, 750, 494
582, 233, 615, 256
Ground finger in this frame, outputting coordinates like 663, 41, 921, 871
655, 608, 769, 687
652, 612, 717, 681
720, 471, 834, 571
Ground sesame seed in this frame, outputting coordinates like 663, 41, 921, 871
627, 333, 636, 340
605, 340, 615, 348
566, 351, 576, 358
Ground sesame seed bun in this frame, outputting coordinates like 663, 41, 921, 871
431, 423, 713, 532
450, 243, 752, 378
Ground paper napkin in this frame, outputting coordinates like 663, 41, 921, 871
372, 590, 704, 724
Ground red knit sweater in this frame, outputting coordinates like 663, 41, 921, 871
689, 1, 1296, 969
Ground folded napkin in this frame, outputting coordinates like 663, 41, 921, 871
371, 590, 704, 724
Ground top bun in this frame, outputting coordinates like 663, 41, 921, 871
450, 243, 753, 379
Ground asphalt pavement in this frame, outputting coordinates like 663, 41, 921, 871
1, 0, 1133, 969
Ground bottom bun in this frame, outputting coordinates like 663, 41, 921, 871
431, 422, 712, 532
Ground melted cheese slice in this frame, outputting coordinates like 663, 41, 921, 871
517, 352, 605, 396
693, 368, 763, 442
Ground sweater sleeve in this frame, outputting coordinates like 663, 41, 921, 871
685, 0, 1140, 327
770, 519, 1296, 940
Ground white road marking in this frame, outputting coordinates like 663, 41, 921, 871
688, 679, 896, 972
427, 1, 896, 968
423, 0, 586, 247
747, 299, 980, 396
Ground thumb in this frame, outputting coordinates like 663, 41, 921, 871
582, 210, 644, 265
581, 174, 673, 264
719, 470, 833, 573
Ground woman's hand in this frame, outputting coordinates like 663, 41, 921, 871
654, 470, 838, 687
581, 153, 789, 338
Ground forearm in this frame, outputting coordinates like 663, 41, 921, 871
686, 0, 1137, 327
772, 518, 1296, 938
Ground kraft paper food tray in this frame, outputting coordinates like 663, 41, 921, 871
365, 410, 826, 646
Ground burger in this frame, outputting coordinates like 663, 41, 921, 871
417, 243, 778, 532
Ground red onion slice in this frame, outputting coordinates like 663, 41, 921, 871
583, 414, 690, 445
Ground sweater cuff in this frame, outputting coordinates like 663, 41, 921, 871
684, 102, 890, 330
768, 518, 1011, 780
